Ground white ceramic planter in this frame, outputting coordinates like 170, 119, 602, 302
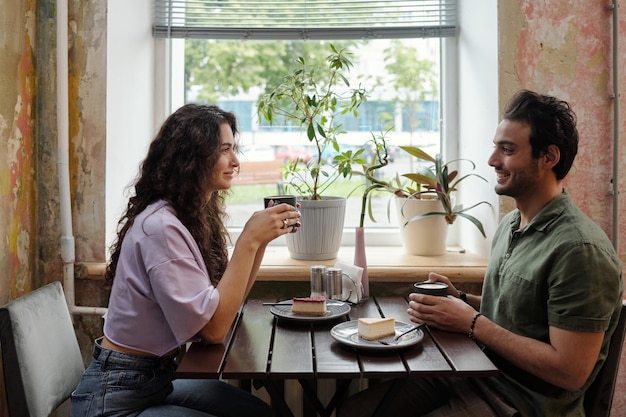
394, 196, 448, 256
286, 197, 347, 260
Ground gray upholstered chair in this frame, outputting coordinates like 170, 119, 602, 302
584, 299, 626, 417
0, 281, 85, 417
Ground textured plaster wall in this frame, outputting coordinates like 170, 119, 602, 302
1, 0, 107, 304
499, 1, 626, 262
0, 1, 37, 414
0, 0, 37, 304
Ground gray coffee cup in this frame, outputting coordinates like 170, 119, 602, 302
413, 281, 448, 296
264, 195, 297, 208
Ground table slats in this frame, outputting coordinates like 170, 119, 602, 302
174, 308, 242, 379
375, 296, 411, 322
271, 320, 315, 377
430, 329, 499, 376
221, 299, 274, 379
174, 343, 225, 379
314, 318, 362, 379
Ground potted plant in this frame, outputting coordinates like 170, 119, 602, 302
257, 44, 367, 260
358, 143, 491, 256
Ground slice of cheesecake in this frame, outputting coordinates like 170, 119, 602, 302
291, 296, 327, 316
357, 317, 396, 340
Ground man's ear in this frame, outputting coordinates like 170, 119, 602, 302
542, 144, 560, 170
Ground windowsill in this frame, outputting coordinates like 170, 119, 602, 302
76, 246, 488, 284
257, 246, 488, 283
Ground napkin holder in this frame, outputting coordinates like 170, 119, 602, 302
334, 260, 363, 304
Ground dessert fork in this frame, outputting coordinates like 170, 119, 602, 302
378, 322, 427, 345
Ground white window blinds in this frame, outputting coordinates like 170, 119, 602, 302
153, 0, 457, 40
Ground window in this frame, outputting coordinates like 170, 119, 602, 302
153, 0, 457, 245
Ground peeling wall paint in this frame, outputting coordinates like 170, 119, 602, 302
0, 0, 37, 305
0, 0, 37, 414
8, 34, 37, 299
503, 0, 625, 258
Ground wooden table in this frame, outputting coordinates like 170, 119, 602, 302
175, 296, 498, 417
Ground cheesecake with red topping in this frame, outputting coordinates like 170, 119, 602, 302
291, 296, 327, 316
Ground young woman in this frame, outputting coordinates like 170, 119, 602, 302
71, 104, 300, 416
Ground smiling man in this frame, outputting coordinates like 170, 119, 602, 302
338, 90, 624, 417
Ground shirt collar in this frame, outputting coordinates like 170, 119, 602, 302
509, 189, 569, 234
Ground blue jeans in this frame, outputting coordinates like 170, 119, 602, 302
70, 339, 273, 417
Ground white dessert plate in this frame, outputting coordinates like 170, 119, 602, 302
330, 320, 424, 350
269, 300, 351, 322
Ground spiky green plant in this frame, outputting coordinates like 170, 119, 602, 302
399, 146, 491, 237
353, 138, 491, 237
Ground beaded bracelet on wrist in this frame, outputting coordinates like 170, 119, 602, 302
468, 312, 482, 341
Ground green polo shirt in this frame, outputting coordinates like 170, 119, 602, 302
481, 190, 623, 417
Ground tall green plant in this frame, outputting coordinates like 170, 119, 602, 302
257, 44, 367, 200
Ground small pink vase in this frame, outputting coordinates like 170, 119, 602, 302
354, 227, 369, 300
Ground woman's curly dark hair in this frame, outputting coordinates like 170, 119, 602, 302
105, 104, 238, 287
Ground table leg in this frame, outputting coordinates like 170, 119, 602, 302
254, 379, 295, 417
371, 378, 407, 417
299, 379, 352, 417
326, 379, 352, 416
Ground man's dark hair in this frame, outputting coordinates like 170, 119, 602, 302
503, 90, 578, 180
